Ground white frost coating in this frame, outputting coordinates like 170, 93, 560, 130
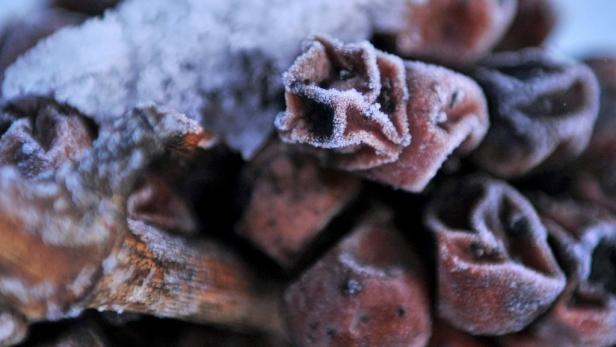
127, 219, 201, 261
0, 167, 109, 246
2, 0, 403, 158
336, 219, 406, 278
67, 266, 97, 297
0, 317, 15, 341
45, 302, 65, 321
103, 263, 136, 296
154, 106, 204, 138
564, 221, 616, 280
0, 278, 55, 304
4, 17, 131, 118
101, 253, 120, 275
64, 306, 85, 319
338, 253, 403, 278
124, 267, 156, 304
276, 36, 413, 172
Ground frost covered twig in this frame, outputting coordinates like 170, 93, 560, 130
0, 106, 281, 345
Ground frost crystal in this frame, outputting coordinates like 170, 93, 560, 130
276, 37, 488, 192
425, 176, 566, 335
276, 36, 411, 170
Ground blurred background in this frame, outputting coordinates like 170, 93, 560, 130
550, 0, 616, 57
